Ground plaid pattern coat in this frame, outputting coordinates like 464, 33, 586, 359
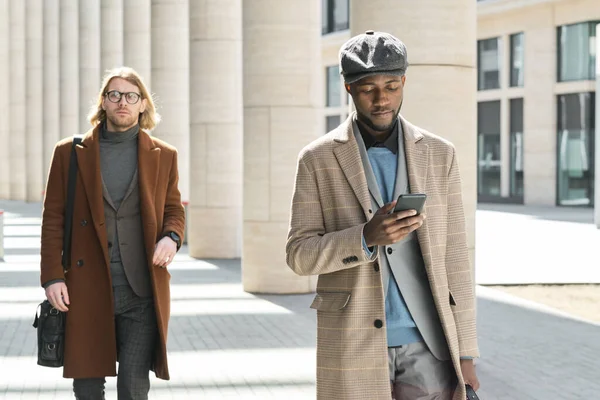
286, 114, 478, 400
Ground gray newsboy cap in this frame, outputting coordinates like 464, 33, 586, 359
339, 30, 408, 84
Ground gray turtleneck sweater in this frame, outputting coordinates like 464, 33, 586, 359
100, 123, 139, 287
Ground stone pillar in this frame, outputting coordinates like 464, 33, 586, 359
43, 0, 61, 185
101, 0, 124, 72
26, 0, 44, 202
9, 0, 26, 201
79, 0, 101, 133
124, 0, 151, 82
60, 0, 79, 138
0, 0, 10, 199
189, 0, 243, 258
350, 0, 477, 270
242, 0, 321, 293
151, 0, 190, 202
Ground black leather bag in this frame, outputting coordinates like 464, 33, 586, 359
33, 136, 81, 368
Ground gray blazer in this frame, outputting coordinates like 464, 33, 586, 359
353, 118, 449, 361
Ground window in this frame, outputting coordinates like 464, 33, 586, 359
322, 0, 349, 35
477, 101, 502, 198
557, 21, 598, 82
557, 93, 595, 206
326, 116, 341, 132
510, 33, 524, 87
509, 99, 524, 198
477, 37, 501, 90
326, 66, 341, 107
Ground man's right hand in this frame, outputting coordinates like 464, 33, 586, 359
363, 201, 425, 247
45, 282, 70, 312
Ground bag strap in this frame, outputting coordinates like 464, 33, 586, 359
61, 136, 83, 272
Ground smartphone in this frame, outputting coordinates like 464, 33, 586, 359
466, 385, 480, 400
392, 193, 427, 215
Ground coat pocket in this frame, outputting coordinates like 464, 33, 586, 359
310, 291, 351, 311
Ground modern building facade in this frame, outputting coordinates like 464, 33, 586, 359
476, 0, 598, 206
0, 0, 477, 294
323, 0, 599, 208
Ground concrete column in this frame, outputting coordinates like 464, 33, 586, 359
9, 0, 26, 201
500, 36, 510, 198
43, 0, 60, 185
101, 0, 124, 72
60, 0, 79, 138
350, 0, 477, 269
26, 0, 44, 202
189, 0, 243, 258
151, 0, 190, 201
124, 0, 151, 82
522, 14, 556, 206
0, 0, 10, 199
79, 0, 101, 133
242, 0, 321, 293
595, 23, 600, 228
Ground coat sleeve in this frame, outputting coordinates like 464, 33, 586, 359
40, 143, 67, 287
445, 147, 479, 358
285, 156, 376, 276
160, 149, 185, 244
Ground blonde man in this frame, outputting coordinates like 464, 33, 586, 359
41, 67, 185, 400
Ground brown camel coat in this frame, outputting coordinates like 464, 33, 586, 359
40, 125, 185, 380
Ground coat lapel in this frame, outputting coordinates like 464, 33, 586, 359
402, 118, 435, 275
76, 126, 110, 267
332, 117, 372, 218
352, 119, 384, 208
137, 131, 160, 250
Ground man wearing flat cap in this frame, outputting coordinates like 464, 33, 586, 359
286, 31, 480, 400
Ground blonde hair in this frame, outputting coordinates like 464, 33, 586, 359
88, 67, 161, 130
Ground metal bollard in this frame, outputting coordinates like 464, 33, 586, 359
0, 210, 4, 262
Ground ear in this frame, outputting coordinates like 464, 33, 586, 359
140, 98, 148, 114
345, 84, 352, 94
101, 96, 106, 111
401, 75, 406, 86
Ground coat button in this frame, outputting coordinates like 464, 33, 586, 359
374, 262, 380, 272
374, 319, 383, 329
108, 241, 113, 248
368, 209, 372, 214
76, 259, 84, 267
387, 248, 393, 255
80, 220, 88, 226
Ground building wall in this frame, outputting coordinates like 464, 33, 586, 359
477, 0, 599, 206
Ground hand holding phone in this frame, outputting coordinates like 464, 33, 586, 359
392, 193, 427, 215
363, 194, 426, 247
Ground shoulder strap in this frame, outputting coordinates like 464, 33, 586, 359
62, 136, 83, 271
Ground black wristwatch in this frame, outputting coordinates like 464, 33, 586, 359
164, 231, 181, 250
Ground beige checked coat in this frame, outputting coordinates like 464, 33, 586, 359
286, 114, 479, 400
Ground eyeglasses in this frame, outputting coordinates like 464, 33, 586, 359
105, 90, 142, 104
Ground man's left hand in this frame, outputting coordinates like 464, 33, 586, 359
460, 359, 480, 391
153, 236, 177, 268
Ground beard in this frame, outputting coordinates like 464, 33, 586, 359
357, 100, 402, 133
106, 111, 139, 131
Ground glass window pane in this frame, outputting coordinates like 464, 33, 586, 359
509, 98, 524, 197
558, 21, 599, 82
321, 0, 328, 34
510, 33, 524, 87
557, 93, 595, 206
326, 66, 341, 107
326, 115, 341, 133
333, 0, 349, 31
477, 101, 502, 197
478, 38, 501, 90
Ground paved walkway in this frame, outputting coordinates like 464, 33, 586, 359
0, 200, 599, 399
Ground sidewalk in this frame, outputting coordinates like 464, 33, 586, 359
0, 200, 599, 399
